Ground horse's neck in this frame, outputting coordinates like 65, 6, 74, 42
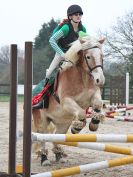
76, 59, 93, 86
66, 64, 93, 87
57, 64, 95, 100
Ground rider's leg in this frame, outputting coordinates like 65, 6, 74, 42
46, 53, 64, 79
32, 54, 64, 109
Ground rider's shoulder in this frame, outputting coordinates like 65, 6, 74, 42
53, 19, 70, 36
59, 20, 70, 36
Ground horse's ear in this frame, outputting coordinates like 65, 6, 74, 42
98, 37, 106, 44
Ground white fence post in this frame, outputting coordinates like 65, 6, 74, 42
126, 72, 129, 106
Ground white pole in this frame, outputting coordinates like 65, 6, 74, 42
126, 72, 129, 106
32, 133, 133, 143
31, 156, 133, 177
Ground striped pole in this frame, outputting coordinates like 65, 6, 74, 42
56, 142, 133, 155
116, 116, 133, 122
31, 156, 133, 177
106, 115, 133, 122
32, 133, 133, 143
106, 107, 133, 115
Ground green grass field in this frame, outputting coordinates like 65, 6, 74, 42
0, 95, 24, 102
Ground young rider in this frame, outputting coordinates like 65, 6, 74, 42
33, 4, 86, 109
46, 4, 86, 82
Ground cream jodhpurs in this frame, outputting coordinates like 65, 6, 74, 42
46, 53, 64, 79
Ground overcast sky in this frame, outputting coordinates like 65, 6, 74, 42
0, 0, 133, 49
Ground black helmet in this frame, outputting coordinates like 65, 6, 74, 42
67, 4, 83, 16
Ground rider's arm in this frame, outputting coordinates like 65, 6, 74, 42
49, 24, 69, 57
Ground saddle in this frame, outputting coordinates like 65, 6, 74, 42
32, 68, 60, 109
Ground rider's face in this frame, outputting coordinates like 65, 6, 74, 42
70, 13, 82, 23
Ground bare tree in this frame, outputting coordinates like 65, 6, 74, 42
0, 45, 10, 64
98, 10, 133, 80
103, 11, 133, 62
0, 45, 24, 84
0, 45, 24, 64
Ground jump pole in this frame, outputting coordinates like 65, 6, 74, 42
32, 133, 133, 143
8, 44, 18, 175
56, 142, 133, 155
105, 115, 133, 122
18, 133, 133, 155
106, 107, 133, 115
31, 156, 133, 177
23, 42, 33, 177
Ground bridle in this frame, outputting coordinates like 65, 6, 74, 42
60, 46, 103, 73
84, 46, 103, 73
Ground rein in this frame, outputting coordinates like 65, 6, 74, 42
60, 46, 103, 73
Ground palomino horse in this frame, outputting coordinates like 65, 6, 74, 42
32, 35, 105, 165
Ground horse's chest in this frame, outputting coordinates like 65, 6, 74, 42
73, 89, 95, 108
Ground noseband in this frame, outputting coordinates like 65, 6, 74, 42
84, 46, 103, 73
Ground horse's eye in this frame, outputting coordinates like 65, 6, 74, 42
86, 56, 90, 59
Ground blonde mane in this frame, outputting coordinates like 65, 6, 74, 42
62, 36, 101, 70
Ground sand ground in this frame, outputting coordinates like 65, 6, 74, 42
0, 102, 133, 177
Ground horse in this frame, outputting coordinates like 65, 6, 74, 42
32, 35, 105, 165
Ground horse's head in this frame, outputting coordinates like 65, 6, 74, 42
80, 36, 105, 86
64, 35, 105, 86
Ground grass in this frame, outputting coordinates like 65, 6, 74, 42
0, 95, 24, 102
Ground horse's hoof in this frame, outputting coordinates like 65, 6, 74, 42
41, 160, 51, 166
89, 117, 100, 131
89, 122, 99, 131
41, 153, 49, 166
71, 127, 81, 134
71, 120, 86, 134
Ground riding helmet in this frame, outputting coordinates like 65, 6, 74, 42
67, 4, 83, 16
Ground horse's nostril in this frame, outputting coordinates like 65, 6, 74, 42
96, 79, 99, 83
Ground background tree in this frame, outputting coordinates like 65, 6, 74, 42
33, 18, 59, 83
34, 18, 59, 50
0, 18, 60, 85
98, 10, 133, 103
0, 45, 24, 84
0, 45, 10, 64
100, 10, 133, 88
0, 45, 10, 84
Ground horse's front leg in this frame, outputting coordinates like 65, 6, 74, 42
89, 89, 104, 131
61, 97, 86, 134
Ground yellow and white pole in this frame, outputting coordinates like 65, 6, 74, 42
32, 133, 133, 143
56, 142, 133, 155
32, 156, 133, 177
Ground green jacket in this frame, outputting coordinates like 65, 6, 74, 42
49, 21, 86, 56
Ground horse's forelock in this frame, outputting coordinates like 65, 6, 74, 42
81, 36, 102, 50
